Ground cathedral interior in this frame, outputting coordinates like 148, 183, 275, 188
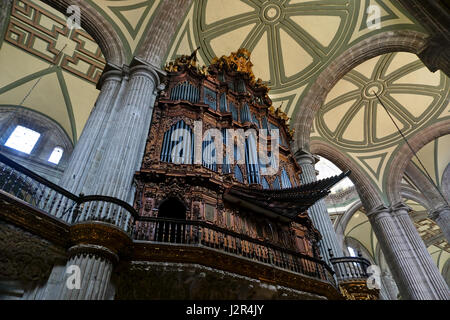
0, 0, 449, 301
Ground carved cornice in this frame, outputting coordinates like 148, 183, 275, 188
69, 221, 133, 261
339, 281, 379, 300
133, 242, 344, 300
390, 202, 412, 218
366, 204, 390, 222
68, 244, 119, 265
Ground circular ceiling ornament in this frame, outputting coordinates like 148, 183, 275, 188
194, 0, 352, 92
316, 52, 449, 152
261, 3, 282, 24
363, 81, 385, 100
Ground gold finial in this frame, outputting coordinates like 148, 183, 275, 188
164, 47, 209, 75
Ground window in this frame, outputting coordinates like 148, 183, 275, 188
48, 147, 64, 164
348, 246, 357, 257
4, 125, 40, 154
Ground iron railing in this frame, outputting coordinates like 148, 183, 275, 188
329, 256, 372, 282
134, 216, 336, 284
0, 152, 138, 233
0, 152, 336, 285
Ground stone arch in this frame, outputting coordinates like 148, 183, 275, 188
41, 0, 126, 67
385, 119, 450, 205
0, 106, 73, 175
334, 200, 363, 248
442, 164, 450, 201
310, 139, 384, 212
292, 30, 429, 152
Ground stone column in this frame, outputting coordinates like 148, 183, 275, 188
295, 151, 344, 265
430, 206, 450, 243
392, 202, 450, 299
367, 204, 450, 300
92, 59, 163, 203
36, 222, 131, 300
58, 67, 124, 196
58, 245, 116, 300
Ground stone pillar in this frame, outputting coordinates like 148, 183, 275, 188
367, 204, 450, 300
92, 59, 164, 203
37, 222, 131, 300
429, 206, 450, 243
58, 67, 124, 196
392, 202, 450, 299
58, 245, 116, 300
295, 151, 344, 264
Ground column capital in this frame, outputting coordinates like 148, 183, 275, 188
68, 244, 119, 265
418, 35, 450, 77
429, 205, 450, 221
366, 204, 390, 221
129, 56, 166, 89
96, 63, 124, 90
390, 202, 412, 218
294, 149, 319, 166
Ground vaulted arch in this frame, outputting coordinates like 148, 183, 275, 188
41, 0, 126, 66
293, 30, 429, 152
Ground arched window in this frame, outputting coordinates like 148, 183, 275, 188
281, 168, 292, 189
160, 120, 194, 164
48, 147, 64, 165
4, 125, 40, 154
170, 81, 199, 103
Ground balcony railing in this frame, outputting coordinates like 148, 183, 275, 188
134, 216, 336, 284
0, 152, 336, 286
0, 152, 138, 233
329, 256, 372, 282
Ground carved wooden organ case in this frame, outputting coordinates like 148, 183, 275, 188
133, 49, 323, 260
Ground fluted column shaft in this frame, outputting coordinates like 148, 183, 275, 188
92, 64, 159, 203
58, 245, 116, 300
58, 70, 124, 195
368, 204, 450, 300
430, 206, 450, 243
296, 152, 344, 265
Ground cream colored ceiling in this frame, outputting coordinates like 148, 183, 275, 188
311, 52, 449, 194
0, 0, 447, 201
0, 0, 105, 144
167, 0, 424, 121
411, 135, 450, 189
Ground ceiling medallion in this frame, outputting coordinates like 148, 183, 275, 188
261, 3, 283, 24
363, 81, 385, 100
